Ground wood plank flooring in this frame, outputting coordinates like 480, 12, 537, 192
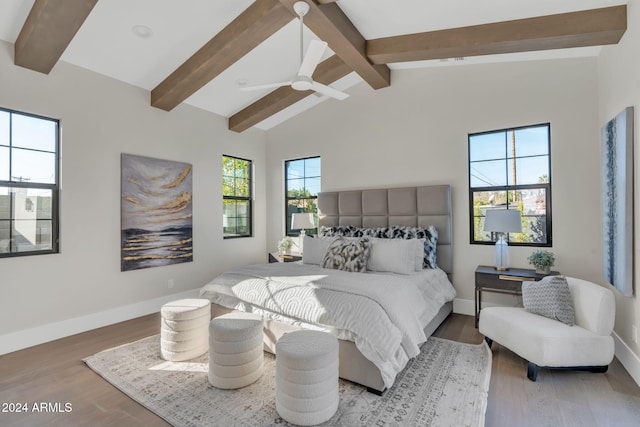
1, 313, 638, 426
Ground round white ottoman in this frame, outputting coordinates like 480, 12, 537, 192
209, 312, 264, 389
160, 299, 210, 362
276, 330, 339, 426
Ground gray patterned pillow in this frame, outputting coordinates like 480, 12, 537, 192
321, 236, 372, 273
522, 275, 575, 326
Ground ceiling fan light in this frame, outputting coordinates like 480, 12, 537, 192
291, 77, 313, 91
131, 25, 153, 38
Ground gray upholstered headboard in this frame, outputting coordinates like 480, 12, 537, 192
317, 185, 453, 279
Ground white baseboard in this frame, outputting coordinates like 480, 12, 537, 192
0, 288, 200, 356
613, 331, 640, 387
453, 297, 504, 317
453, 298, 475, 316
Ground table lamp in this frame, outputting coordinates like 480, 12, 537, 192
291, 213, 315, 253
483, 209, 522, 271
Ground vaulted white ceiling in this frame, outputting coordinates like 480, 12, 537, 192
0, 0, 627, 130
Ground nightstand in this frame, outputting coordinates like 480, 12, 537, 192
475, 265, 560, 327
268, 252, 302, 263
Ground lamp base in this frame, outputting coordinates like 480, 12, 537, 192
299, 229, 306, 255
494, 234, 509, 271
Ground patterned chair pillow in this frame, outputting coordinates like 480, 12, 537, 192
522, 275, 575, 326
321, 236, 372, 273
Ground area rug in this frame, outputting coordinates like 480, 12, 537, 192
84, 335, 491, 427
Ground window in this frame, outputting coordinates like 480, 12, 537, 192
0, 108, 59, 257
469, 123, 551, 246
285, 156, 320, 236
222, 155, 252, 238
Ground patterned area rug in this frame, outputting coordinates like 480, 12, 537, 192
84, 335, 491, 427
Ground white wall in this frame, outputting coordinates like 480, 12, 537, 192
267, 57, 601, 308
598, 0, 640, 361
0, 40, 267, 353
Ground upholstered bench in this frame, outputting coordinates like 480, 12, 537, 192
479, 276, 615, 381
276, 330, 339, 426
160, 299, 210, 361
208, 312, 264, 389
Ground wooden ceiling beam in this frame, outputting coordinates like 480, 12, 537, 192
14, 0, 98, 74
278, 0, 390, 90
151, 0, 292, 111
229, 55, 352, 132
367, 6, 627, 64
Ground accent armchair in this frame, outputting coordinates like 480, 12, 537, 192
479, 276, 615, 381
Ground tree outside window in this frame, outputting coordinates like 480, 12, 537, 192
223, 155, 252, 238
469, 124, 552, 246
285, 156, 320, 236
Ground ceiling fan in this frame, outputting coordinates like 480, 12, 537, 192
240, 1, 349, 100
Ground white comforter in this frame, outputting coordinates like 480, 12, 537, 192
199, 262, 456, 388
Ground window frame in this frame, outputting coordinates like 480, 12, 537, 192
0, 107, 60, 258
222, 154, 253, 239
468, 123, 552, 247
284, 156, 320, 237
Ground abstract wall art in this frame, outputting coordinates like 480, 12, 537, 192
601, 107, 634, 297
121, 154, 193, 271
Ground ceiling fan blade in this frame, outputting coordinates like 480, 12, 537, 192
298, 40, 328, 78
310, 81, 349, 100
240, 81, 292, 91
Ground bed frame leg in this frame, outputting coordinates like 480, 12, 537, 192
366, 387, 386, 396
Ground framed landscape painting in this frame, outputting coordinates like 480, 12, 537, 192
121, 154, 193, 272
601, 107, 634, 297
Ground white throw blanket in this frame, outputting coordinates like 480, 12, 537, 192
200, 263, 456, 387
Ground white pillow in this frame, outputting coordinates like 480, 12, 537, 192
302, 236, 336, 265
414, 238, 426, 271
367, 238, 420, 275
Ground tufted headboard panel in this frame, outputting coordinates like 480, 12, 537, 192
317, 185, 453, 279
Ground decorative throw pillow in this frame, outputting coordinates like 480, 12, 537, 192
360, 227, 391, 238
422, 225, 438, 269
319, 225, 357, 237
321, 236, 372, 273
522, 275, 575, 326
302, 236, 336, 265
389, 225, 419, 239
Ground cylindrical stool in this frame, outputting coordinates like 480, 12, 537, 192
160, 299, 210, 361
276, 330, 339, 426
209, 312, 264, 389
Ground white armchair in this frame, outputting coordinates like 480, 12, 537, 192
479, 277, 615, 381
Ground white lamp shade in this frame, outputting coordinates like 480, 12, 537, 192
291, 213, 315, 230
483, 209, 522, 233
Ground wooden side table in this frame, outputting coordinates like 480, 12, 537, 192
475, 265, 560, 327
268, 252, 302, 263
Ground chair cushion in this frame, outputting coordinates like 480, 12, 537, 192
479, 306, 614, 367
522, 275, 575, 326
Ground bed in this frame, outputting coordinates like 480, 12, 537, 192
200, 184, 454, 393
